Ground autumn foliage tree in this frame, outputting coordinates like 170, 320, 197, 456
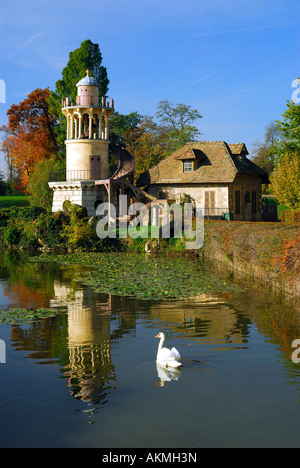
0, 88, 58, 192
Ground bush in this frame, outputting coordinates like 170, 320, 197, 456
0, 200, 122, 252
2, 225, 21, 246
281, 211, 300, 223
61, 215, 97, 250
34, 212, 65, 247
8, 206, 46, 221
63, 200, 88, 219
0, 210, 10, 227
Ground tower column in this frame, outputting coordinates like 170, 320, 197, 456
78, 115, 82, 138
74, 117, 78, 140
70, 116, 74, 139
104, 115, 109, 140
89, 115, 92, 139
66, 116, 70, 140
99, 114, 102, 140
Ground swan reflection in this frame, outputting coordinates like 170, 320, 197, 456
156, 363, 181, 386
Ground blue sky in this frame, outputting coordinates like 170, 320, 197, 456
0, 0, 299, 173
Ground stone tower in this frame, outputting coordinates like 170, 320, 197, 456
49, 71, 115, 216
63, 70, 114, 181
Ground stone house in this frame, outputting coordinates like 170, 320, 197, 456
136, 141, 269, 221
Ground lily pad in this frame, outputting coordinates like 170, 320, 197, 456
35, 252, 242, 301
0, 307, 66, 324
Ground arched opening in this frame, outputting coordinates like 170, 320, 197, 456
94, 199, 103, 210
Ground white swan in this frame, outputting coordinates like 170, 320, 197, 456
155, 332, 182, 368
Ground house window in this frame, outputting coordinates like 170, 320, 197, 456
204, 191, 216, 216
183, 160, 193, 172
251, 190, 257, 214
235, 190, 241, 214
158, 190, 171, 199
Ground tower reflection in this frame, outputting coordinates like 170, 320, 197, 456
51, 282, 116, 406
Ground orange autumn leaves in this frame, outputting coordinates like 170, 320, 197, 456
0, 88, 58, 192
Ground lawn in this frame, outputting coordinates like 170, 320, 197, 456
0, 195, 30, 209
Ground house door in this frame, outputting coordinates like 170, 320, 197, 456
90, 156, 101, 180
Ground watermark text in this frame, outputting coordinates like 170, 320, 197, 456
96, 195, 204, 250
0, 339, 6, 363
291, 78, 300, 104
292, 339, 300, 363
0, 79, 5, 103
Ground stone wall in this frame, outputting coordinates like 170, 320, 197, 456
147, 183, 229, 213
202, 220, 300, 297
49, 181, 109, 217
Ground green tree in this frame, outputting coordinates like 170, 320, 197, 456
274, 99, 300, 158
251, 121, 282, 174
28, 157, 62, 210
110, 111, 143, 147
48, 39, 109, 157
270, 152, 300, 209
156, 100, 202, 152
128, 116, 170, 179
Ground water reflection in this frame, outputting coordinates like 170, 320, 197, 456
1, 251, 300, 412
50, 282, 116, 405
156, 363, 181, 386
150, 294, 250, 348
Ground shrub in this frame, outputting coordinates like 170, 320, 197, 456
2, 225, 21, 246
8, 206, 46, 221
34, 212, 64, 247
0, 210, 10, 227
63, 200, 88, 219
60, 202, 97, 250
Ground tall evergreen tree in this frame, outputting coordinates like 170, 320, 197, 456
48, 39, 109, 157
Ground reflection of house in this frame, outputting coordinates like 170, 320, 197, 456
149, 293, 247, 345
137, 141, 269, 221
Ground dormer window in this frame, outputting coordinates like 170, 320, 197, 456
183, 159, 193, 172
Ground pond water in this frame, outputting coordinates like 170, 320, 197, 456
0, 250, 300, 448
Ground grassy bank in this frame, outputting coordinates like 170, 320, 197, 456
0, 195, 29, 209
202, 220, 300, 296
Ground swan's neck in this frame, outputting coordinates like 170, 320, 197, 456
158, 335, 165, 352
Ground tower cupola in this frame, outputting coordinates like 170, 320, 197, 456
76, 70, 100, 106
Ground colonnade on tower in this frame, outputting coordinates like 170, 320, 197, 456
62, 95, 114, 141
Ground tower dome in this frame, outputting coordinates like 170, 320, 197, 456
76, 70, 100, 88
76, 70, 100, 107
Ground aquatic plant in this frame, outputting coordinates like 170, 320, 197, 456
0, 307, 66, 324
36, 252, 240, 300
